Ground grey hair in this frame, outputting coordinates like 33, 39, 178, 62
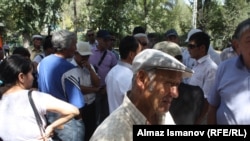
233, 18, 250, 40
131, 68, 156, 91
52, 30, 77, 51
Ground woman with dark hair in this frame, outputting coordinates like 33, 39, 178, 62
0, 55, 79, 141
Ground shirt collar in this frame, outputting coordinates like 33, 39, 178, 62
196, 54, 210, 64
118, 61, 132, 70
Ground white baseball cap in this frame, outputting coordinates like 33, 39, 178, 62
76, 41, 92, 56
32, 35, 43, 40
185, 29, 202, 42
132, 49, 193, 78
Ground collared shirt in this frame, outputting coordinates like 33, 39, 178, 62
208, 55, 250, 124
182, 46, 221, 70
220, 46, 238, 61
28, 45, 43, 60
188, 54, 218, 98
89, 48, 118, 87
105, 61, 133, 113
89, 94, 175, 141
71, 59, 97, 105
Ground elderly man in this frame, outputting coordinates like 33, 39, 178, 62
153, 41, 204, 124
90, 49, 193, 141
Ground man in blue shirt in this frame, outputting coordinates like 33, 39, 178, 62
38, 30, 85, 141
207, 18, 250, 124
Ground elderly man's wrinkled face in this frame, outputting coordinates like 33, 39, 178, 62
144, 69, 182, 115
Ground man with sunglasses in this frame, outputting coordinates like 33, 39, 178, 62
186, 31, 218, 124
86, 29, 98, 49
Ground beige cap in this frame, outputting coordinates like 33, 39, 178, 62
76, 41, 92, 56
153, 41, 181, 57
132, 49, 193, 78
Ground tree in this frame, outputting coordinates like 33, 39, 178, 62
0, 0, 65, 47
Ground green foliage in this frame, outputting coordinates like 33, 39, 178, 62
1, 0, 250, 50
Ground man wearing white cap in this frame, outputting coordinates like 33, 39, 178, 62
69, 41, 100, 141
90, 49, 193, 141
28, 34, 43, 60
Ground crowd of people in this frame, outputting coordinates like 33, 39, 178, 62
0, 18, 250, 141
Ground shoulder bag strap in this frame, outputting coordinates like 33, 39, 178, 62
98, 50, 107, 66
28, 90, 46, 138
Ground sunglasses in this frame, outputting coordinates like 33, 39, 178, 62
88, 34, 94, 37
187, 44, 198, 49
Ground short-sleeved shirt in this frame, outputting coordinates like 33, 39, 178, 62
38, 54, 84, 108
0, 90, 52, 140
88, 48, 117, 87
208, 55, 250, 124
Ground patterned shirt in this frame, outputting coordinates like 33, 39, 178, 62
90, 93, 175, 141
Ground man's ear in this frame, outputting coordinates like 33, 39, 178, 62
232, 39, 240, 55
136, 70, 149, 90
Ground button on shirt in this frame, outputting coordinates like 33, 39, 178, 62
188, 54, 218, 98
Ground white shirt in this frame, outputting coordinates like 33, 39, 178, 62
70, 59, 96, 105
188, 55, 218, 98
0, 90, 49, 140
182, 45, 221, 70
33, 53, 45, 64
105, 61, 133, 113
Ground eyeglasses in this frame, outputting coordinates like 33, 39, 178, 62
187, 44, 198, 49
